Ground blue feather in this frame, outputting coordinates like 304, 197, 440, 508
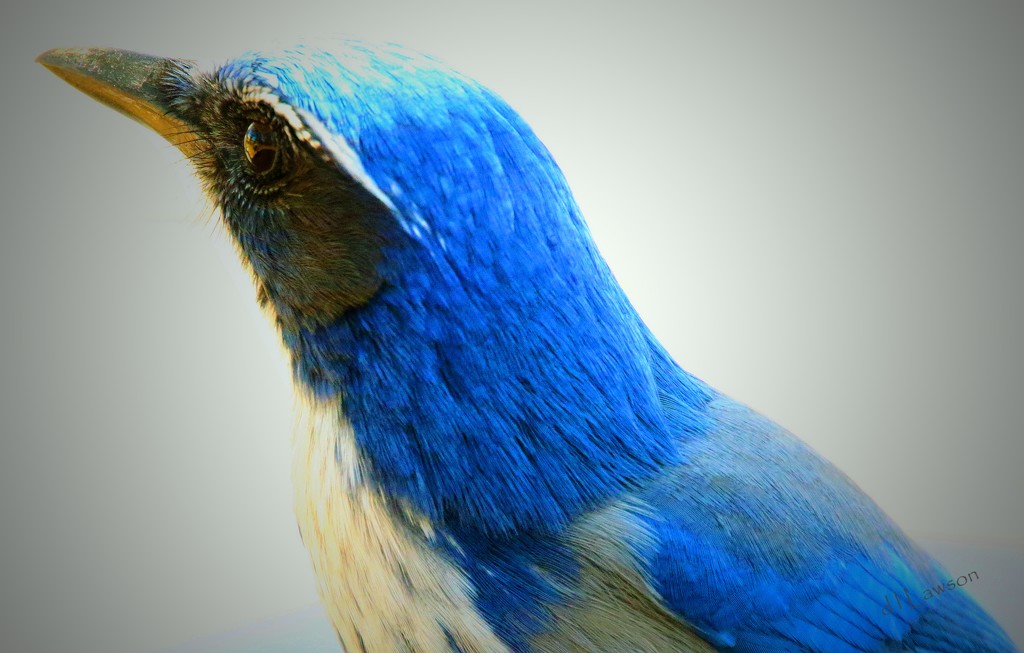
623, 396, 1015, 651
223, 42, 1016, 652
42, 36, 1018, 653
174, 41, 1020, 652
234, 43, 712, 539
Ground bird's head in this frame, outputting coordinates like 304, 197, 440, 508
39, 42, 708, 535
37, 42, 595, 333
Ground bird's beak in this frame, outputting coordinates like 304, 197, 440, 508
36, 47, 202, 156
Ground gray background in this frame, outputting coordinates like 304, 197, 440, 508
2, 1, 1021, 651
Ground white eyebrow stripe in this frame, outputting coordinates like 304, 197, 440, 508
241, 86, 398, 214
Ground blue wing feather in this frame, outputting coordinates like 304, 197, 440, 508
622, 387, 1016, 652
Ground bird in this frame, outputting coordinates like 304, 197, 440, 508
37, 41, 1017, 653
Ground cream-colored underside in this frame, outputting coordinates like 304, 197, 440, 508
291, 392, 510, 653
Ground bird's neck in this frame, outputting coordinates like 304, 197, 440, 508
280, 278, 713, 538
264, 71, 715, 536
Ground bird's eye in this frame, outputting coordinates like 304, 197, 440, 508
243, 121, 278, 174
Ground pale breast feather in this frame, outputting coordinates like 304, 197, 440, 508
291, 391, 510, 653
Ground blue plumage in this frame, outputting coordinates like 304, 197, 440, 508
40, 40, 1017, 652
246, 44, 710, 538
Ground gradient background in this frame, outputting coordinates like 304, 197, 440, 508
3, 1, 1022, 651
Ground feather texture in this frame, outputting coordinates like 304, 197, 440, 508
48, 40, 1019, 653
217, 41, 1018, 653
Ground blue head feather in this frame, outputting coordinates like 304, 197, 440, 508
214, 42, 713, 539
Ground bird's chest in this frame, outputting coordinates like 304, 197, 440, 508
291, 395, 509, 653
